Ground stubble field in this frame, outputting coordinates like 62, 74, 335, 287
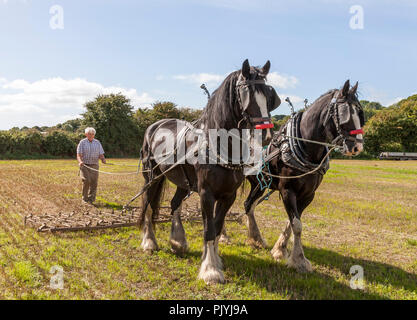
0, 159, 416, 299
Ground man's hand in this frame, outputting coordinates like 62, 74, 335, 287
101, 158, 106, 164
79, 161, 84, 167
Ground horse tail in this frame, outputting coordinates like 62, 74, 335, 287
138, 128, 153, 229
138, 125, 168, 229
138, 175, 166, 229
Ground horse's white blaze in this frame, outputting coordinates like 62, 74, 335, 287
255, 92, 268, 118
352, 108, 363, 153
255, 91, 272, 140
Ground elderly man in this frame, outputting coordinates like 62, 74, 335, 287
77, 127, 106, 204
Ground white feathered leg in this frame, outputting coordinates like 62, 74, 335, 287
271, 220, 291, 260
287, 218, 312, 272
198, 240, 225, 284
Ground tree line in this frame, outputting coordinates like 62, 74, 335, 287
0, 94, 202, 159
0, 93, 416, 159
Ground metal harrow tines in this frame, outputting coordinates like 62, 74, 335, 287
24, 205, 244, 233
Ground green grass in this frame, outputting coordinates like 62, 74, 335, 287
0, 159, 416, 299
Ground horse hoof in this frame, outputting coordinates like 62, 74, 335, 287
287, 256, 312, 273
198, 268, 225, 285
170, 239, 189, 255
219, 234, 230, 244
271, 247, 289, 261
141, 239, 159, 253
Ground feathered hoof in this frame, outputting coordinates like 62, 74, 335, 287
218, 233, 230, 244
141, 238, 159, 254
170, 239, 189, 255
215, 255, 223, 270
287, 256, 312, 273
248, 237, 268, 249
198, 267, 225, 285
271, 246, 290, 261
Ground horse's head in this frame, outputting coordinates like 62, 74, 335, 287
236, 59, 281, 145
324, 80, 365, 156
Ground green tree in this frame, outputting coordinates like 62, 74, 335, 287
364, 95, 417, 155
82, 93, 140, 156
42, 131, 77, 156
360, 100, 385, 123
134, 101, 203, 144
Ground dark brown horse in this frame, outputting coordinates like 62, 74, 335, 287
139, 59, 281, 284
243, 80, 365, 272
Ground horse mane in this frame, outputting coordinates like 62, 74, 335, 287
197, 70, 240, 129
312, 87, 360, 108
196, 67, 266, 130
311, 89, 338, 106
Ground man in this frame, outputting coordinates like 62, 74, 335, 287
77, 127, 106, 204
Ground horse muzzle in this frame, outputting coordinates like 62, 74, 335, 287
251, 117, 274, 145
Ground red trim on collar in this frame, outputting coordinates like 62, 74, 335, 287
255, 123, 274, 130
350, 129, 364, 135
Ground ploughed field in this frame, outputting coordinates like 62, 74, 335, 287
0, 159, 416, 299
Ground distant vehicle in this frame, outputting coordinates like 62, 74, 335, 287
379, 152, 417, 160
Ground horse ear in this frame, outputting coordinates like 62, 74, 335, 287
242, 59, 250, 79
349, 81, 358, 96
342, 79, 350, 97
261, 60, 271, 75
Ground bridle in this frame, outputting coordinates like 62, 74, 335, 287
235, 79, 274, 130
325, 90, 364, 147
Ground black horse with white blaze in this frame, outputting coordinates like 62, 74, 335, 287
243, 80, 365, 272
139, 59, 281, 284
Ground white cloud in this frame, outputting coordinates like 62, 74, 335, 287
0, 77, 154, 129
173, 73, 225, 86
386, 97, 404, 106
280, 94, 304, 105
269, 93, 305, 115
173, 71, 299, 90
360, 85, 409, 107
267, 72, 299, 89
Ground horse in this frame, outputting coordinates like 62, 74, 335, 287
139, 59, 281, 284
242, 80, 365, 272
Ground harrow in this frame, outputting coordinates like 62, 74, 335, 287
24, 204, 244, 233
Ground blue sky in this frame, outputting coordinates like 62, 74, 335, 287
0, 0, 416, 129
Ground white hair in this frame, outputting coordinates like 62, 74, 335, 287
85, 127, 96, 135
